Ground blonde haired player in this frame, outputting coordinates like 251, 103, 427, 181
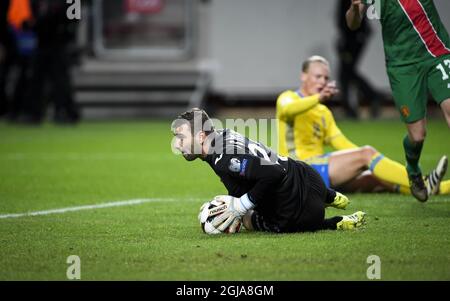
276, 55, 448, 198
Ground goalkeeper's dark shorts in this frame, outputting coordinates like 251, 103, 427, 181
249, 163, 330, 233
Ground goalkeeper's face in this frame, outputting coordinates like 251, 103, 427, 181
173, 123, 203, 161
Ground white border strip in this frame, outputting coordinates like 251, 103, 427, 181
0, 198, 187, 219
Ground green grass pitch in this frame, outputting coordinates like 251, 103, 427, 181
0, 119, 449, 280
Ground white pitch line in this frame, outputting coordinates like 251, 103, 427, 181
0, 198, 193, 219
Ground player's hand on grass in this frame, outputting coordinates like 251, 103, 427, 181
212, 195, 254, 233
319, 81, 339, 102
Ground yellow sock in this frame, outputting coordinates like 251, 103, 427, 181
370, 153, 410, 187
397, 185, 411, 195
397, 180, 450, 195
439, 180, 450, 195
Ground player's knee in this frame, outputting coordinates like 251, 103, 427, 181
359, 145, 377, 164
441, 99, 450, 127
409, 129, 426, 143
446, 117, 450, 128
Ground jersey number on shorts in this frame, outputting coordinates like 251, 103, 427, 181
436, 60, 450, 81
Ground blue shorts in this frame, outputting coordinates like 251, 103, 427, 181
304, 154, 331, 188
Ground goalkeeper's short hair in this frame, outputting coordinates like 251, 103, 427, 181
173, 108, 215, 136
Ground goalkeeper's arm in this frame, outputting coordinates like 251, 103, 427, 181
213, 156, 287, 232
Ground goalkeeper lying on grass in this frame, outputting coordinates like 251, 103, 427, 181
171, 108, 366, 234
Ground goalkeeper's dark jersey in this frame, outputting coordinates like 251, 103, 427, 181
203, 129, 313, 232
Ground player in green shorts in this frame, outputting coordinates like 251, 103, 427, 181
346, 0, 450, 202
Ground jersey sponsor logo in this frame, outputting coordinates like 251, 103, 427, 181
398, 0, 450, 58
239, 159, 248, 176
400, 105, 410, 118
229, 158, 241, 173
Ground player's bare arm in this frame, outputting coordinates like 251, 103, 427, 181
346, 0, 367, 31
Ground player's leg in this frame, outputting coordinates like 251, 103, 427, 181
327, 148, 372, 187
379, 154, 449, 195
296, 164, 330, 231
427, 55, 450, 194
335, 211, 366, 230
298, 163, 364, 231
428, 54, 450, 128
425, 155, 448, 195
397, 180, 450, 195
440, 180, 450, 194
387, 62, 429, 201
441, 99, 450, 127
338, 173, 450, 195
404, 119, 427, 172
304, 156, 349, 208
242, 163, 347, 233
328, 145, 447, 196
403, 119, 428, 201
319, 206, 366, 231
328, 147, 410, 188
321, 189, 365, 230
336, 170, 398, 193
321, 202, 366, 230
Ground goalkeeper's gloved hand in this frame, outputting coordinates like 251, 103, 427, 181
212, 194, 255, 233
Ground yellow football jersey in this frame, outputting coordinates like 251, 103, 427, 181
276, 90, 357, 160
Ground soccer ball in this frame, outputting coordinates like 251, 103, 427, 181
198, 198, 242, 235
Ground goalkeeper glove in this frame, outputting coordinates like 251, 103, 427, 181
212, 194, 255, 233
